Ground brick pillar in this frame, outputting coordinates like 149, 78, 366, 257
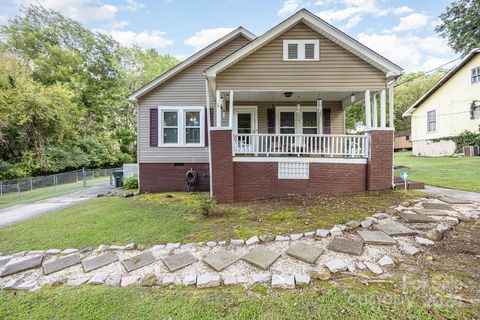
367, 130, 394, 191
210, 129, 234, 203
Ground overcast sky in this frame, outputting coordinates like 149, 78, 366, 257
0, 0, 458, 71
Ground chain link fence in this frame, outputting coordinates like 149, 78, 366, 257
0, 168, 122, 197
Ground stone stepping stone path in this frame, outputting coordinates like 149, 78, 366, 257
0, 255, 43, 277
0, 258, 10, 269
82, 253, 118, 273
422, 202, 454, 211
286, 243, 324, 264
122, 252, 155, 272
398, 212, 436, 223
375, 222, 417, 236
162, 252, 197, 272
412, 209, 452, 216
203, 250, 238, 272
440, 196, 470, 204
43, 254, 81, 275
243, 247, 281, 270
326, 238, 364, 256
357, 230, 397, 245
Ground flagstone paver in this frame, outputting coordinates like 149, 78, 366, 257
286, 243, 324, 264
121, 252, 156, 272
82, 253, 119, 273
325, 259, 348, 273
162, 252, 197, 272
43, 254, 81, 275
203, 250, 239, 271
243, 247, 281, 270
412, 209, 452, 216
440, 196, 470, 204
375, 222, 417, 236
397, 212, 436, 223
0, 255, 43, 277
0, 258, 10, 268
356, 230, 397, 245
326, 238, 364, 256
422, 202, 454, 211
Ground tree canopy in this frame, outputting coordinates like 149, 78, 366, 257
0, 5, 178, 179
436, 0, 480, 55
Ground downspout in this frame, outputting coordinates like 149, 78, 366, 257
131, 99, 141, 192
205, 79, 213, 198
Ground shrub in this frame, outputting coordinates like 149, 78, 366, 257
123, 174, 138, 189
199, 194, 217, 217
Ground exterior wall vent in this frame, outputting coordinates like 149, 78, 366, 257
278, 161, 309, 179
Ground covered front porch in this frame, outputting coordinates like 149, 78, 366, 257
209, 88, 394, 159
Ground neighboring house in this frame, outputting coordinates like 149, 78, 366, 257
403, 49, 480, 156
128, 9, 403, 203
394, 130, 412, 151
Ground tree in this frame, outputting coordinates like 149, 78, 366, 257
436, 0, 480, 55
345, 70, 446, 132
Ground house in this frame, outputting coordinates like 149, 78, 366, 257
394, 130, 412, 151
403, 49, 480, 156
128, 9, 403, 203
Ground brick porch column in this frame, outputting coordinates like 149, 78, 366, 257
210, 128, 234, 203
367, 129, 394, 191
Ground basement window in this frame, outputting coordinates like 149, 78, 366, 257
278, 162, 309, 179
283, 40, 319, 61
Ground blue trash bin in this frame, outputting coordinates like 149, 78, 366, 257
112, 171, 124, 188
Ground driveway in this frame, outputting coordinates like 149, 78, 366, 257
0, 183, 115, 228
424, 185, 480, 202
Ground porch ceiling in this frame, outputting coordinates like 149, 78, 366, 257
229, 90, 365, 106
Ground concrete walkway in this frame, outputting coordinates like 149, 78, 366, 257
0, 183, 115, 228
424, 185, 480, 202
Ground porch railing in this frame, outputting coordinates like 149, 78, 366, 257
232, 133, 368, 158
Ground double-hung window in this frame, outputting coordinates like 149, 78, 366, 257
471, 66, 480, 85
427, 110, 436, 133
159, 107, 204, 146
283, 40, 319, 61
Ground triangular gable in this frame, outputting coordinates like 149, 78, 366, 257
128, 27, 255, 101
205, 9, 402, 80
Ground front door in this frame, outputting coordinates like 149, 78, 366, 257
234, 106, 258, 152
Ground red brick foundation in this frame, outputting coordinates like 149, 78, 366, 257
210, 129, 235, 203
367, 130, 394, 191
139, 163, 209, 193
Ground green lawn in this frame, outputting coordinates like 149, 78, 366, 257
0, 191, 416, 253
394, 151, 480, 192
0, 284, 471, 320
0, 177, 110, 210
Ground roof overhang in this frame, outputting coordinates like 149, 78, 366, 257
127, 27, 256, 102
205, 9, 403, 80
403, 48, 480, 117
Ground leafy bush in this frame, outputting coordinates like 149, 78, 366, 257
123, 174, 138, 189
199, 194, 217, 217
449, 131, 480, 151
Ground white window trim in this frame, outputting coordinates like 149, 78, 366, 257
426, 109, 437, 133
275, 106, 319, 134
158, 106, 205, 147
470, 65, 480, 86
283, 40, 320, 61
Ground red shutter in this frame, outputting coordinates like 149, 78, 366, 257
322, 109, 331, 134
150, 108, 158, 146
204, 107, 209, 146
267, 108, 275, 133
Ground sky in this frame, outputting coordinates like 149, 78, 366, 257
0, 0, 458, 72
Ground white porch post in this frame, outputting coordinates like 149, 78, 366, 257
389, 83, 394, 129
215, 90, 221, 127
205, 79, 213, 197
228, 90, 234, 128
364, 90, 371, 129
372, 93, 378, 128
380, 89, 386, 128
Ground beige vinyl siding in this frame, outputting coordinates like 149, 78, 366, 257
137, 35, 250, 163
235, 101, 344, 134
216, 23, 386, 91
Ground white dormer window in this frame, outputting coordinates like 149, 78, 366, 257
283, 40, 319, 61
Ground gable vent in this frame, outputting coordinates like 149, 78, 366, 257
288, 43, 298, 60
305, 43, 315, 59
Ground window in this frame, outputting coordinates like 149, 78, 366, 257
302, 112, 317, 134
427, 110, 436, 132
279, 112, 296, 134
278, 162, 309, 179
159, 107, 204, 146
471, 66, 480, 85
283, 40, 319, 61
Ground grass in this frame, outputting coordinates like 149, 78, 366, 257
0, 284, 470, 320
0, 190, 417, 253
0, 176, 110, 210
394, 151, 480, 192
